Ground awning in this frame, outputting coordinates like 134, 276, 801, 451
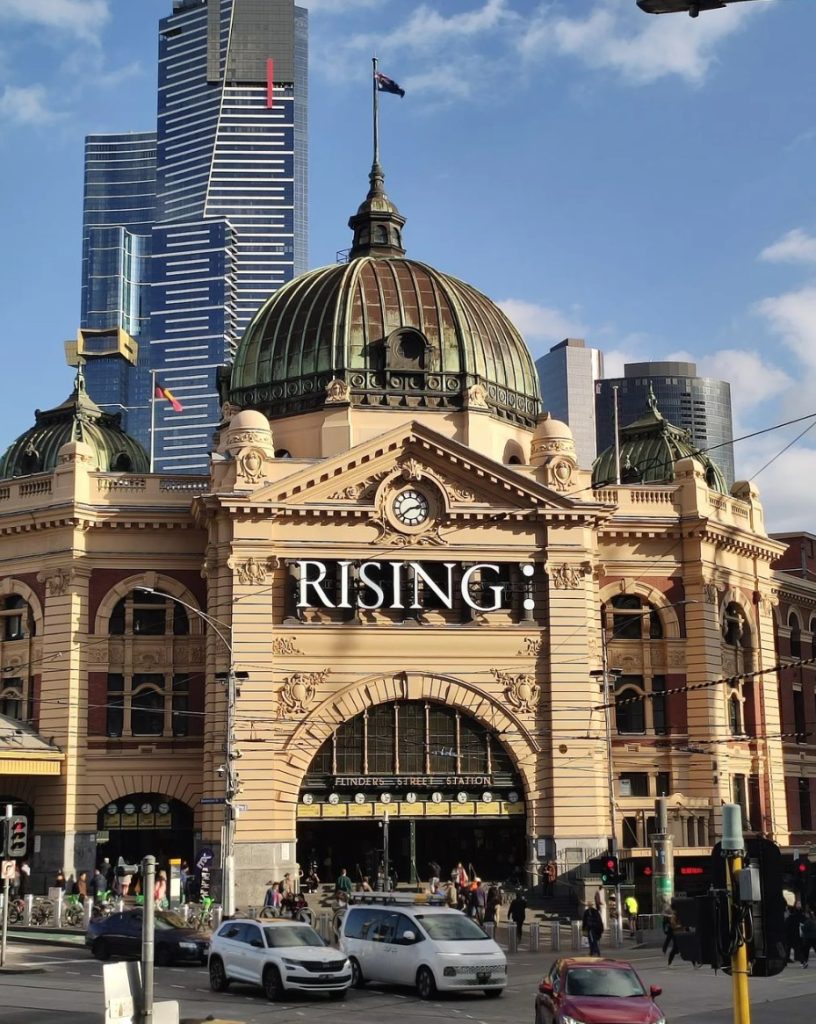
0, 713, 64, 775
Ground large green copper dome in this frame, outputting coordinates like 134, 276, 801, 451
0, 371, 150, 479
592, 390, 727, 493
228, 164, 541, 426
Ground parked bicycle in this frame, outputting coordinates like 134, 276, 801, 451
30, 898, 56, 927
92, 890, 116, 920
280, 892, 313, 924
64, 894, 85, 928
7, 897, 25, 925
186, 895, 215, 931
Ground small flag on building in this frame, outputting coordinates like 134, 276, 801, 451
375, 71, 405, 98
155, 383, 183, 413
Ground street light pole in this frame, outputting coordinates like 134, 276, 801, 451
591, 646, 622, 937
139, 587, 243, 916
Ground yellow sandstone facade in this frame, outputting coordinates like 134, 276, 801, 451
0, 166, 795, 903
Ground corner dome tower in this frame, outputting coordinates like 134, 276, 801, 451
0, 367, 150, 479
229, 154, 541, 427
592, 388, 727, 493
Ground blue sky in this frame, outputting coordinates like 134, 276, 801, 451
1, 0, 815, 529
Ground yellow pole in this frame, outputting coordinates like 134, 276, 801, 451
729, 853, 751, 1024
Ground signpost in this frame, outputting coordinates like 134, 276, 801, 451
1, 804, 14, 968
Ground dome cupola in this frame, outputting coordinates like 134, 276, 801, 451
0, 365, 150, 479
592, 387, 727, 493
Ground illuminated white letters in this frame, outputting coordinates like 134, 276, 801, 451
295, 560, 515, 612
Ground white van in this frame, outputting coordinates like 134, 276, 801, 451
339, 901, 507, 999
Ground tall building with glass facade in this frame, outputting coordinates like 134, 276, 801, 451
80, 132, 157, 445
595, 361, 735, 487
535, 338, 604, 468
80, 0, 308, 473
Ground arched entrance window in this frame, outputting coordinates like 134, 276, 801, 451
298, 701, 525, 884
97, 794, 194, 867
0, 594, 37, 722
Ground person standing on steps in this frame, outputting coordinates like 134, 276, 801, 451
336, 867, 353, 898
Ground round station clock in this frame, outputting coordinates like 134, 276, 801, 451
392, 488, 430, 527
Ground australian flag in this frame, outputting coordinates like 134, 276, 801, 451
375, 71, 405, 98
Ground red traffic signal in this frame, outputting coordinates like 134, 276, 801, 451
795, 856, 810, 876
642, 865, 653, 877
4, 815, 27, 857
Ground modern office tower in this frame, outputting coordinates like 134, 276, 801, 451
79, 1, 308, 473
535, 338, 604, 468
595, 361, 735, 487
79, 132, 157, 445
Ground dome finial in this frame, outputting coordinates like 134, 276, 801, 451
348, 56, 407, 260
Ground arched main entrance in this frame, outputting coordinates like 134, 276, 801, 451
296, 700, 527, 885
97, 793, 194, 866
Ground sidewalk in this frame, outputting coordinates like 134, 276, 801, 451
7, 928, 86, 948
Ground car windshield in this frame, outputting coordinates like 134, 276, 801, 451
155, 911, 189, 931
263, 925, 325, 948
414, 914, 490, 941
565, 967, 646, 998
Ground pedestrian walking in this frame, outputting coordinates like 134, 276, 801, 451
663, 904, 682, 965
18, 859, 30, 898
484, 886, 499, 938
336, 867, 353, 897
785, 904, 805, 964
582, 904, 605, 957
800, 910, 816, 967
624, 894, 639, 934
74, 871, 89, 903
154, 870, 167, 906
508, 891, 527, 942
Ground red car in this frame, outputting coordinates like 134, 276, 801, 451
535, 957, 665, 1024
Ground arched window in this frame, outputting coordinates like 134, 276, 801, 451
110, 452, 133, 472
385, 328, 430, 371
789, 613, 802, 659
0, 594, 36, 722
606, 594, 663, 641
615, 679, 645, 734
728, 694, 743, 736
99, 588, 198, 740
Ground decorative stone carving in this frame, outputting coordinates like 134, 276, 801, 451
236, 557, 270, 585
278, 669, 329, 716
325, 377, 350, 404
492, 668, 540, 713
450, 484, 476, 502
400, 457, 426, 481
271, 636, 304, 656
220, 401, 242, 421
549, 562, 589, 590
668, 647, 685, 668
703, 582, 718, 604
465, 383, 489, 409
237, 448, 266, 484
328, 483, 366, 501
40, 568, 73, 596
517, 637, 543, 657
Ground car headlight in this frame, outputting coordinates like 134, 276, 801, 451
178, 941, 197, 950
654, 1019, 666, 1024
561, 1016, 586, 1024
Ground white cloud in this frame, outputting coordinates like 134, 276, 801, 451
755, 286, 816, 371
736, 438, 816, 533
759, 228, 816, 265
518, 0, 759, 86
0, 0, 110, 44
0, 84, 61, 127
497, 298, 585, 346
301, 0, 383, 10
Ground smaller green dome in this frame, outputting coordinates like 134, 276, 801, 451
0, 369, 150, 479
592, 389, 727, 493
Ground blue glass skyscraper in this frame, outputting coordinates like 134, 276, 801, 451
80, 0, 308, 473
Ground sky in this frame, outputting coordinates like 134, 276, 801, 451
1, 0, 815, 530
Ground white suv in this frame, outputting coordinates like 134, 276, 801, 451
208, 918, 352, 1001
340, 901, 507, 999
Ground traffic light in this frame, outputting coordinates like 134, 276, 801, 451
4, 815, 28, 858
794, 855, 811, 884
601, 855, 620, 884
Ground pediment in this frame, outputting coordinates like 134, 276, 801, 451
247, 421, 593, 518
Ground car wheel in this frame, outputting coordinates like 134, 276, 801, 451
155, 945, 173, 968
263, 964, 284, 1001
349, 957, 365, 988
484, 987, 503, 998
92, 938, 110, 961
416, 966, 437, 1001
329, 989, 348, 1001
209, 956, 229, 992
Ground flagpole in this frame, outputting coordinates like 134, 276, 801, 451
149, 369, 157, 474
372, 54, 380, 168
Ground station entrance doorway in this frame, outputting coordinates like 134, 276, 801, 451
296, 700, 526, 885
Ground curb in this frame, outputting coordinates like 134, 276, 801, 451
0, 964, 47, 975
8, 931, 87, 949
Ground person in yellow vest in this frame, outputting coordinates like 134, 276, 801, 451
624, 894, 639, 934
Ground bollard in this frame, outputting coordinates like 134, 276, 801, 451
23, 894, 33, 927
318, 912, 330, 942
211, 905, 223, 932
55, 891, 64, 927
507, 922, 518, 954
116, 898, 125, 913
571, 920, 582, 951
530, 922, 540, 952
612, 917, 623, 948
83, 900, 93, 930
551, 921, 560, 951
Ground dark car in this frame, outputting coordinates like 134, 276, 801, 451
535, 957, 665, 1024
85, 909, 209, 966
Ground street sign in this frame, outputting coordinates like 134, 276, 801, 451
200, 797, 226, 805
1, 861, 14, 881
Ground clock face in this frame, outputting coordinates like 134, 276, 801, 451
392, 488, 430, 526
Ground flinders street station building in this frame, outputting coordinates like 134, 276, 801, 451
1, 162, 814, 905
